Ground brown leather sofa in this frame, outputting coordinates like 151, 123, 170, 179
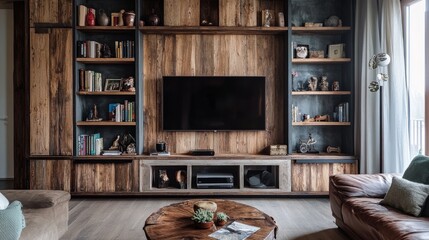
1, 190, 70, 240
329, 174, 429, 240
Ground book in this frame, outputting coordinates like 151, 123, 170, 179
78, 5, 87, 27
209, 221, 260, 240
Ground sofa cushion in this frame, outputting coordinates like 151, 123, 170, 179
1, 190, 71, 209
403, 154, 429, 184
342, 197, 429, 240
0, 201, 26, 240
0, 192, 9, 210
380, 177, 429, 217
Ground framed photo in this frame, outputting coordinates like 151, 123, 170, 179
328, 44, 345, 58
111, 13, 119, 26
104, 79, 122, 91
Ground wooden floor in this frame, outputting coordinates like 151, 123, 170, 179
61, 197, 350, 240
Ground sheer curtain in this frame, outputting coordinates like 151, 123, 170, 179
355, 0, 410, 173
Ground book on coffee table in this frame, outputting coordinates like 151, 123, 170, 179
209, 221, 260, 240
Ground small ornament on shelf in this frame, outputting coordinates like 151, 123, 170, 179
319, 76, 329, 91
86, 104, 102, 121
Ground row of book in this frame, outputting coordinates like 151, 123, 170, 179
109, 101, 136, 122
77, 40, 102, 58
77, 133, 103, 156
115, 40, 135, 58
334, 102, 349, 122
79, 69, 103, 92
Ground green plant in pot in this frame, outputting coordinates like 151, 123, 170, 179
216, 212, 229, 226
191, 208, 214, 229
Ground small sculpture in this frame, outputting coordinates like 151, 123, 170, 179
263, 9, 272, 27
175, 170, 187, 189
109, 135, 121, 150
86, 8, 95, 26
158, 170, 169, 188
298, 133, 317, 153
332, 81, 340, 91
319, 76, 329, 91
148, 9, 160, 26
296, 46, 308, 59
126, 143, 136, 154
101, 44, 112, 58
324, 15, 342, 27
121, 77, 135, 92
327, 145, 341, 153
118, 9, 125, 26
315, 114, 330, 122
86, 104, 102, 121
308, 76, 318, 91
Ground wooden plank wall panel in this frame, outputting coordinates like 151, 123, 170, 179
164, 0, 200, 26
30, 29, 50, 155
29, 0, 72, 27
29, 160, 71, 191
143, 34, 284, 154
95, 164, 115, 192
291, 162, 358, 192
29, 29, 73, 156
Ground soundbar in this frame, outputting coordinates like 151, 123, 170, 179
190, 149, 215, 156
196, 173, 234, 189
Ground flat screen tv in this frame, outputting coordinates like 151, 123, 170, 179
162, 76, 266, 131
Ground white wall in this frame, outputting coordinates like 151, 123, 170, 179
0, 9, 14, 178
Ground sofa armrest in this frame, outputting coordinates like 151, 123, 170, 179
329, 173, 399, 222
1, 190, 70, 209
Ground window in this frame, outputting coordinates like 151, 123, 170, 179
403, 0, 427, 158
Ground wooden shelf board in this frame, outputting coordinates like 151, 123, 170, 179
76, 121, 136, 126
292, 91, 351, 95
76, 58, 135, 64
139, 26, 288, 35
71, 191, 325, 196
292, 58, 351, 64
76, 26, 136, 32
288, 153, 356, 160
77, 91, 136, 96
74, 155, 135, 160
140, 154, 289, 160
292, 122, 351, 126
292, 26, 351, 34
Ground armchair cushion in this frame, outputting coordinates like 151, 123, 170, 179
380, 177, 429, 216
0, 201, 26, 240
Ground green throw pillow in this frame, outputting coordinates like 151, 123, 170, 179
0, 201, 26, 240
403, 154, 429, 216
403, 154, 429, 184
380, 177, 429, 217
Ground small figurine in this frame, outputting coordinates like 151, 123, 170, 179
308, 76, 318, 91
319, 76, 329, 91
109, 135, 121, 150
175, 170, 187, 189
118, 9, 125, 26
263, 9, 272, 27
332, 81, 340, 91
315, 114, 330, 122
86, 104, 102, 121
296, 46, 308, 59
122, 77, 135, 92
101, 44, 112, 58
158, 170, 169, 188
327, 145, 341, 153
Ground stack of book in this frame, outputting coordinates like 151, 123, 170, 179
108, 101, 135, 122
115, 40, 135, 58
77, 133, 103, 156
77, 40, 102, 58
79, 69, 102, 92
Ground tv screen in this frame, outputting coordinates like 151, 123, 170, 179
162, 76, 266, 131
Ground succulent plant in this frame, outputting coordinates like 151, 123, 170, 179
191, 208, 214, 223
216, 212, 229, 221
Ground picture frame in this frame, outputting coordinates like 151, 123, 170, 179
104, 79, 122, 91
328, 44, 345, 58
111, 13, 119, 26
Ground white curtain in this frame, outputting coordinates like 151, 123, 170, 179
355, 0, 410, 173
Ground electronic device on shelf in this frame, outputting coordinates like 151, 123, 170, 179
196, 173, 234, 189
190, 149, 215, 156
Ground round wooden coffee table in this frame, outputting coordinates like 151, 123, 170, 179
144, 199, 277, 240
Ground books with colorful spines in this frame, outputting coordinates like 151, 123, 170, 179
108, 103, 118, 121
95, 138, 103, 155
94, 72, 102, 92
91, 133, 101, 155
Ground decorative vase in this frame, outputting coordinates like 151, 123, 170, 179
193, 201, 217, 213
124, 11, 136, 26
194, 221, 214, 229
97, 9, 109, 26
148, 9, 160, 26
86, 8, 95, 26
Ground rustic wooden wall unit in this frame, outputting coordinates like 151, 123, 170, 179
18, 0, 358, 195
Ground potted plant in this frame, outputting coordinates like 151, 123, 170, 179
216, 212, 229, 226
191, 208, 214, 229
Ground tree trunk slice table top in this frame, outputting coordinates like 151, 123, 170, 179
144, 199, 277, 240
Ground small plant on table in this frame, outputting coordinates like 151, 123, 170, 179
191, 208, 214, 229
216, 212, 229, 226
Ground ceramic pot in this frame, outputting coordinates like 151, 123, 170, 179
194, 221, 213, 229
97, 9, 109, 26
124, 11, 135, 26
216, 220, 227, 226
148, 9, 160, 26
86, 9, 95, 26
